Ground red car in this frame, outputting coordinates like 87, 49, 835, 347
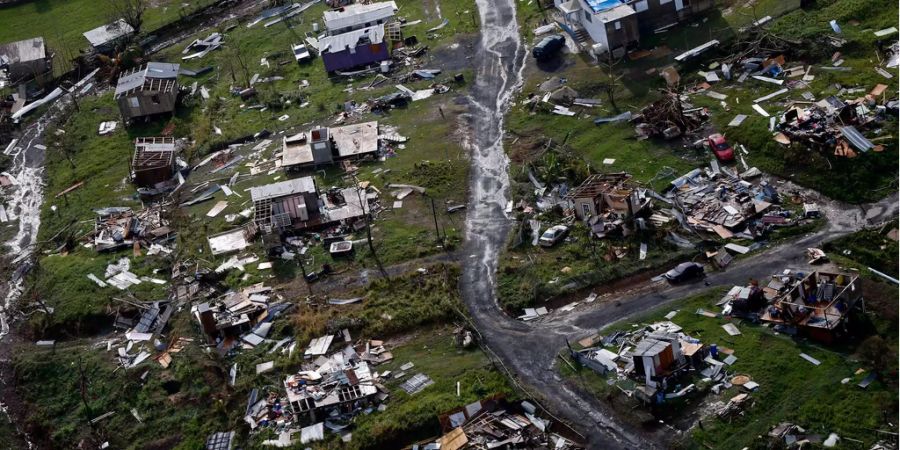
707, 133, 735, 162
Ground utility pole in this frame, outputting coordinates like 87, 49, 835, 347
352, 176, 387, 278
429, 195, 443, 245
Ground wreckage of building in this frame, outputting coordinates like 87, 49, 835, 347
281, 121, 379, 170
566, 173, 651, 232
319, 2, 398, 72
193, 283, 294, 352
91, 206, 171, 252
425, 397, 584, 449
665, 165, 789, 247
251, 176, 373, 234
131, 137, 177, 188
0, 37, 52, 85
759, 270, 863, 343
570, 322, 716, 404
114, 62, 180, 122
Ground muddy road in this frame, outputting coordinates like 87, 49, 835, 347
460, 0, 655, 447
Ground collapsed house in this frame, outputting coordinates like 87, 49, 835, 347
250, 177, 373, 234
131, 137, 177, 188
83, 19, 135, 54
114, 62, 180, 122
193, 283, 293, 352
775, 92, 889, 158
0, 37, 52, 85
664, 165, 799, 255
425, 397, 584, 449
91, 206, 172, 252
758, 270, 863, 343
281, 121, 379, 170
570, 322, 720, 405
319, 1, 398, 72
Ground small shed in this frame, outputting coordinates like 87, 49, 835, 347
114, 62, 180, 122
83, 19, 135, 53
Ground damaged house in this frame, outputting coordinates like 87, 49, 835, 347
570, 322, 712, 405
281, 121, 379, 170
131, 137, 177, 188
760, 270, 863, 343
566, 172, 651, 237
251, 177, 373, 234
251, 177, 322, 233
193, 284, 289, 350
319, 1, 398, 72
0, 37, 52, 85
114, 62, 180, 122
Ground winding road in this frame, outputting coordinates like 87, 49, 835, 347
459, 0, 900, 448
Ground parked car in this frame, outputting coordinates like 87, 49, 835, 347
707, 133, 735, 162
539, 225, 569, 247
532, 34, 565, 60
664, 262, 705, 282
292, 43, 312, 64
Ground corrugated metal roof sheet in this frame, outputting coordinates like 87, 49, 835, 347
114, 62, 180, 96
250, 177, 317, 202
840, 126, 874, 152
319, 24, 386, 53
323, 1, 396, 32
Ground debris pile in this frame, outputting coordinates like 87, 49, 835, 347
664, 165, 808, 254
192, 283, 294, 354
774, 89, 891, 157
425, 398, 584, 449
569, 321, 755, 406
241, 334, 397, 445
633, 90, 709, 140
90, 206, 172, 252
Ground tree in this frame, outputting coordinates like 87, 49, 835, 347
109, 0, 147, 35
597, 52, 624, 113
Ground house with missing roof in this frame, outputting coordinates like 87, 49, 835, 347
251, 176, 373, 234
554, 0, 713, 55
281, 121, 379, 170
131, 137, 177, 188
0, 37, 52, 85
114, 62, 180, 122
319, 1, 398, 72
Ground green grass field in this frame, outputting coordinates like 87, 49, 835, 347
0, 0, 217, 74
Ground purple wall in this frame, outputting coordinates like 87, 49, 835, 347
322, 42, 390, 72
